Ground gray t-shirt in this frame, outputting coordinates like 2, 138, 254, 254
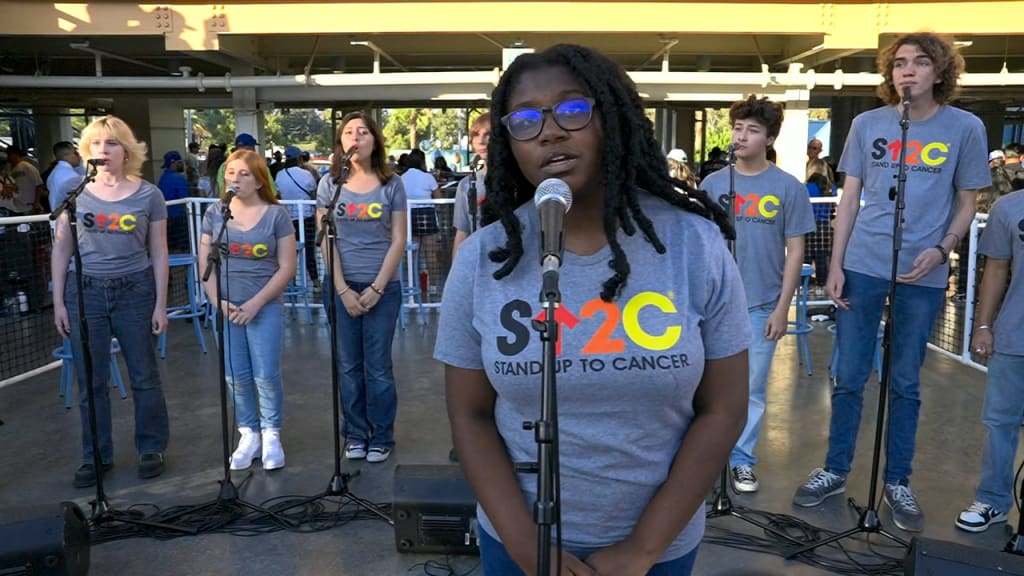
702, 164, 815, 309
316, 174, 406, 284
434, 193, 750, 561
839, 105, 991, 288
202, 203, 294, 304
74, 181, 167, 278
453, 171, 487, 234
978, 190, 1024, 356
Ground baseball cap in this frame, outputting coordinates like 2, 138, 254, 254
989, 150, 1006, 161
162, 150, 182, 169
235, 133, 258, 148
284, 146, 302, 159
667, 149, 688, 163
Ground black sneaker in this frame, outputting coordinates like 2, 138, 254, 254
138, 453, 165, 479
73, 462, 113, 489
731, 465, 759, 493
956, 501, 1008, 533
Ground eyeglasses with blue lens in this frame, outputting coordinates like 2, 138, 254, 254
501, 97, 596, 141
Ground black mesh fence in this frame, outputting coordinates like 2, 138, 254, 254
0, 217, 61, 381
406, 199, 455, 306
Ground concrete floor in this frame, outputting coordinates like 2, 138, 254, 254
0, 308, 1016, 576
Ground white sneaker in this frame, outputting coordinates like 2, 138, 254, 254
345, 441, 367, 460
956, 501, 1007, 533
262, 428, 285, 470
366, 446, 392, 463
230, 427, 261, 470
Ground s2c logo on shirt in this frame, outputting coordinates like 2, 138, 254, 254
81, 212, 137, 232
496, 291, 683, 356
336, 202, 384, 220
227, 243, 269, 258
718, 193, 780, 219
870, 138, 949, 167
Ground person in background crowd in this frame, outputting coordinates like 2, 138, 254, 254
200, 149, 296, 471
299, 151, 322, 184
157, 150, 191, 252
436, 43, 748, 576
1, 145, 44, 216
51, 115, 171, 488
451, 112, 491, 260
699, 146, 729, 180
269, 150, 285, 178
701, 95, 814, 494
793, 31, 991, 533
805, 157, 836, 292
217, 134, 276, 197
954, 188, 1024, 533
185, 142, 202, 194
316, 112, 407, 464
433, 155, 454, 182
205, 145, 226, 198
46, 141, 84, 212
667, 148, 697, 188
275, 145, 320, 288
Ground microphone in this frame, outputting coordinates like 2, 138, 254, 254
534, 178, 573, 267
87, 158, 107, 167
339, 147, 355, 165
902, 86, 912, 107
223, 186, 237, 205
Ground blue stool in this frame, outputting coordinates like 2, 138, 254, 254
786, 263, 814, 375
828, 323, 884, 383
399, 241, 426, 329
159, 253, 208, 358
53, 338, 127, 410
283, 241, 315, 324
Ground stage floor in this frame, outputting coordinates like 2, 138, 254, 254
0, 308, 1010, 575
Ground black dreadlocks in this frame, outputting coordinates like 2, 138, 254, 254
482, 43, 733, 302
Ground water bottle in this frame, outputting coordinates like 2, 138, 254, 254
16, 290, 29, 314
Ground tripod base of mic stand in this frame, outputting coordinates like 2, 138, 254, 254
706, 466, 803, 545
1006, 533, 1024, 555
786, 497, 908, 559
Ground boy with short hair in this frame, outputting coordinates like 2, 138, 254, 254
701, 95, 815, 493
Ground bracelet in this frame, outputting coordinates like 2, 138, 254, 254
975, 324, 992, 332
933, 245, 949, 264
337, 286, 350, 297
370, 283, 384, 295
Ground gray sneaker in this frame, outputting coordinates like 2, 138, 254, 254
885, 483, 924, 532
793, 468, 846, 507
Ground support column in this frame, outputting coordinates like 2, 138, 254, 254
150, 98, 186, 179
672, 106, 697, 166
33, 109, 74, 167
777, 89, 810, 180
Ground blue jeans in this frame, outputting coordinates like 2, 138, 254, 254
65, 268, 170, 463
731, 305, 777, 467
478, 528, 698, 576
325, 278, 401, 448
222, 300, 284, 430
975, 353, 1024, 512
825, 269, 943, 484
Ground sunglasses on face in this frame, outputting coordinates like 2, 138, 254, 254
501, 97, 595, 141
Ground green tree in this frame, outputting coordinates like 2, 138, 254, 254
381, 108, 464, 155
696, 108, 733, 161
191, 109, 235, 147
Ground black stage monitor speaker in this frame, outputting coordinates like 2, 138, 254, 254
0, 501, 90, 576
905, 536, 1024, 576
393, 464, 478, 555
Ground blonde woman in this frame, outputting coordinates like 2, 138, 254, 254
51, 115, 170, 489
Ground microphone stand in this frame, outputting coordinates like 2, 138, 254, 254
51, 165, 193, 534
705, 147, 801, 545
272, 160, 390, 522
467, 158, 480, 233
514, 254, 563, 576
788, 89, 913, 559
